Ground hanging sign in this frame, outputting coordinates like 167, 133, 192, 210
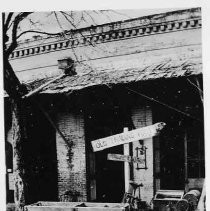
91, 122, 166, 152
108, 153, 144, 164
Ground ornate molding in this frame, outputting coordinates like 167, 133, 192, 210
9, 18, 201, 60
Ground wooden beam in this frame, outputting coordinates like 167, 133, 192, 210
108, 153, 144, 164
23, 74, 65, 99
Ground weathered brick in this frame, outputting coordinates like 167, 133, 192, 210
131, 105, 153, 204
56, 111, 87, 201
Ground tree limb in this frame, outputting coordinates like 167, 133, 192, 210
17, 30, 64, 39
5, 12, 33, 58
4, 12, 14, 31
83, 11, 97, 25
109, 10, 132, 19
3, 57, 27, 100
60, 11, 95, 47
53, 12, 64, 31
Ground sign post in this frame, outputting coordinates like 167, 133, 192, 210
123, 127, 130, 192
91, 122, 166, 194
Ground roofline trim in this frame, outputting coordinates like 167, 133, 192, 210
9, 17, 201, 60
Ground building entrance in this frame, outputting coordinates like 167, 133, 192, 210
153, 106, 185, 190
95, 145, 124, 202
86, 107, 125, 202
159, 119, 185, 190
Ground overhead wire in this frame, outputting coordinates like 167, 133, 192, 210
125, 87, 203, 122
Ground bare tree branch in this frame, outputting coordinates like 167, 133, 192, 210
83, 11, 97, 25
76, 12, 87, 27
61, 11, 114, 56
60, 11, 95, 47
53, 12, 65, 32
2, 13, 5, 24
4, 12, 14, 30
17, 30, 63, 39
3, 56, 27, 99
109, 10, 132, 19
5, 12, 33, 58
60, 11, 80, 30
96, 10, 112, 22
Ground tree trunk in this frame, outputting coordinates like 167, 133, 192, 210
3, 41, 29, 210
3, 13, 33, 210
4, 58, 27, 100
11, 98, 27, 211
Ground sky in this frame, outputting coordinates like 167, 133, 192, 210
7, 8, 188, 41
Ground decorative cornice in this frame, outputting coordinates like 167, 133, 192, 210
9, 18, 201, 60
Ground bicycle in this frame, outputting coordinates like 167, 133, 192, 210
122, 181, 146, 210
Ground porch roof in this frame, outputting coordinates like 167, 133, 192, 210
25, 53, 202, 95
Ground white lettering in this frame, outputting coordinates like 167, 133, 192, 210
91, 122, 166, 152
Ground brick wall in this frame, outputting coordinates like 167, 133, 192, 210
131, 105, 153, 204
56, 111, 87, 202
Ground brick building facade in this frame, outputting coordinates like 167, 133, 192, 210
5, 8, 204, 206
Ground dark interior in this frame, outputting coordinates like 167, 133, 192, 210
86, 107, 125, 202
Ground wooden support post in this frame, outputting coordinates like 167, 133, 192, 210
197, 180, 206, 211
184, 132, 189, 193
123, 127, 130, 192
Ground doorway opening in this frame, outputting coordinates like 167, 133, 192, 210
153, 106, 185, 190
85, 107, 125, 202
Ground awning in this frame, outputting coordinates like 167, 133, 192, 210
23, 45, 202, 95
34, 59, 201, 95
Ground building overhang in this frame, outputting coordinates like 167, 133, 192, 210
24, 52, 202, 96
